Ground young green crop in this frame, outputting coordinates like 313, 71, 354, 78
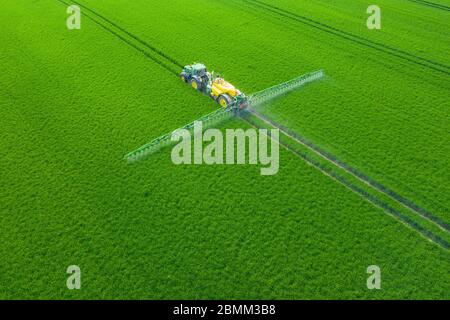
0, 0, 448, 299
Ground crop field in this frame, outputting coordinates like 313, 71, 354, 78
0, 0, 449, 299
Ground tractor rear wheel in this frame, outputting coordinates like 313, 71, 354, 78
218, 94, 232, 108
190, 78, 202, 91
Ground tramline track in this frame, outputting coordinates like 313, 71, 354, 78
241, 0, 450, 75
245, 107, 450, 233
241, 113, 450, 250
407, 0, 450, 11
56, 0, 182, 75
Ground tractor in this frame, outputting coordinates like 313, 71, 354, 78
180, 63, 248, 109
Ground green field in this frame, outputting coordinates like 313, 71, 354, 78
0, 0, 449, 299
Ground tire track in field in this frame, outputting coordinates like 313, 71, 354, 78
67, 0, 184, 68
56, 0, 182, 75
241, 114, 450, 250
406, 0, 450, 11
242, 0, 450, 76
245, 108, 450, 233
308, 130, 450, 217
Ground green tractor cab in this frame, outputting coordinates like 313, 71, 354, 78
179, 63, 210, 91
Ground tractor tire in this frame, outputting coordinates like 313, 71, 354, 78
218, 94, 232, 108
180, 73, 187, 83
190, 78, 202, 91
